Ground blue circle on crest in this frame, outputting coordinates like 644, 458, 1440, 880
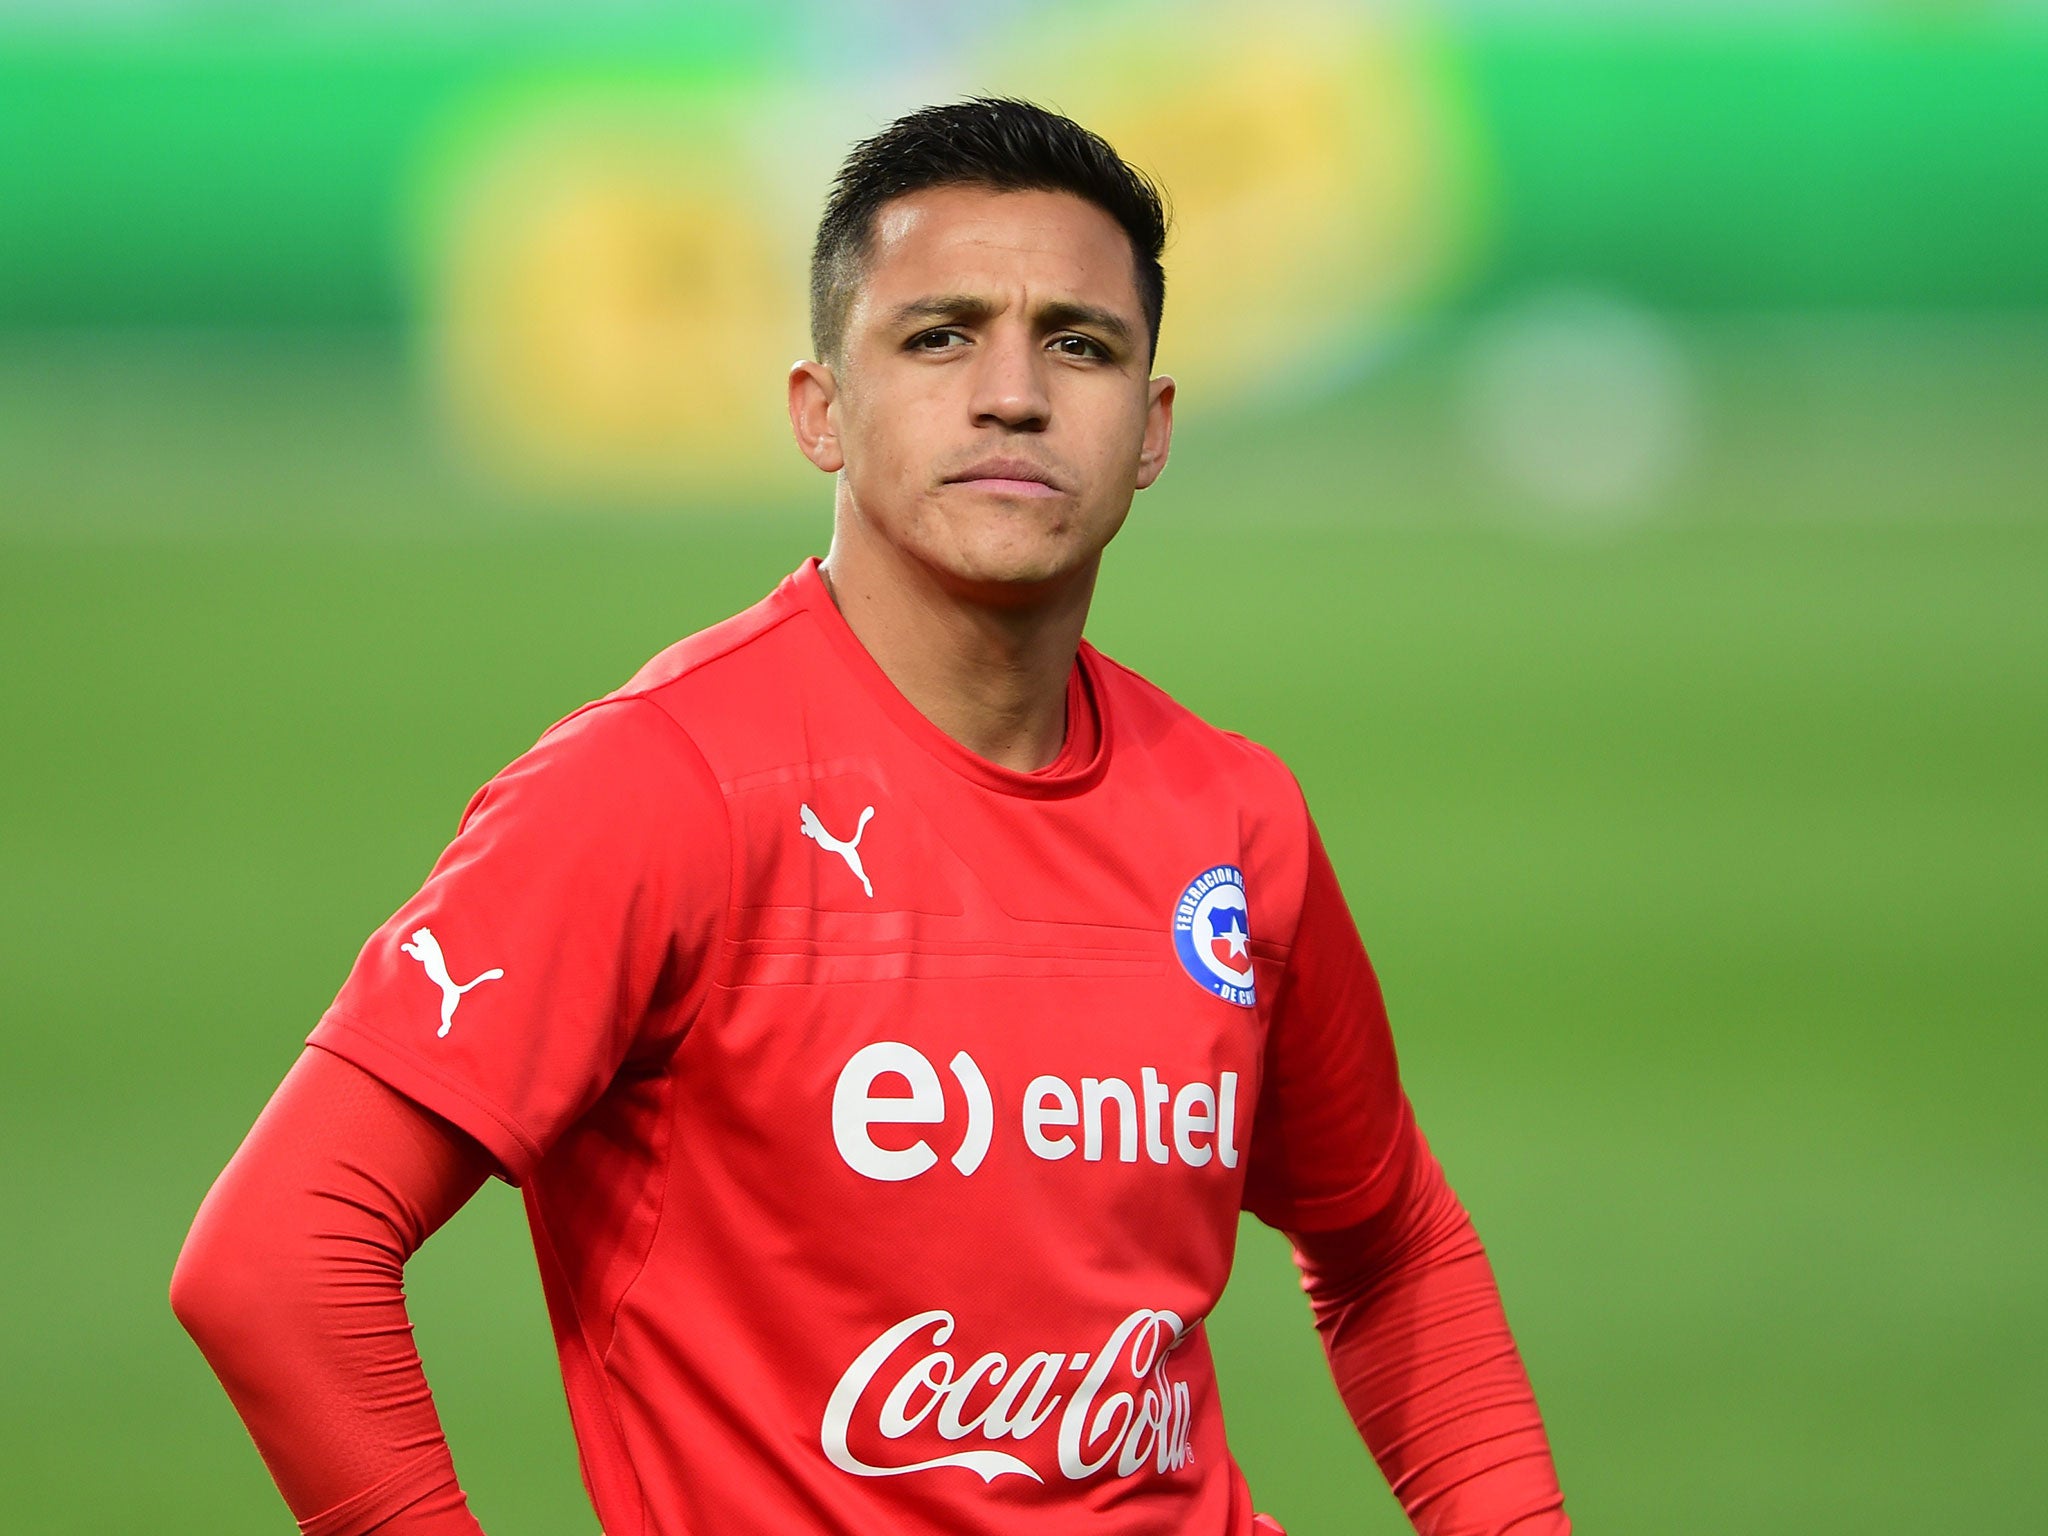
1172, 865, 1256, 1007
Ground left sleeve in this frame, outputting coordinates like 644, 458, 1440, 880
1289, 1132, 1572, 1535
1241, 802, 1570, 1532
1240, 810, 1417, 1234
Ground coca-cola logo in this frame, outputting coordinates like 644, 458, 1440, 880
821, 1307, 1196, 1485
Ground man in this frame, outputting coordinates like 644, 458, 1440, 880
173, 97, 1570, 1535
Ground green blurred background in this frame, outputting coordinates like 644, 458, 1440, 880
3, 3, 2044, 1531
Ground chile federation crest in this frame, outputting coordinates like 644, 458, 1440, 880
1171, 865, 1256, 1007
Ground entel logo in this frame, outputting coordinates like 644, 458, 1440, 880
832, 1042, 1241, 1181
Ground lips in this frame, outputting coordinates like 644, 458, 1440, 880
945, 456, 1065, 494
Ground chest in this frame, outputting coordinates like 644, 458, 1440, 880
669, 753, 1280, 1252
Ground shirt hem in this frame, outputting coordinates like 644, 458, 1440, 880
307, 1009, 542, 1185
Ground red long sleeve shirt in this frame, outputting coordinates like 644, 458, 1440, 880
172, 1048, 1567, 1535
173, 562, 1568, 1533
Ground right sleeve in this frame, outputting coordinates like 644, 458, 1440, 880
170, 1046, 497, 1536
308, 696, 728, 1185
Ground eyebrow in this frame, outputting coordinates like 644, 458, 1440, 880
884, 293, 1137, 354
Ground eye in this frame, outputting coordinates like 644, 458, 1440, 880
1052, 334, 1108, 360
909, 327, 967, 351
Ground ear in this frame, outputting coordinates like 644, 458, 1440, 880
788, 359, 844, 474
1135, 373, 1175, 491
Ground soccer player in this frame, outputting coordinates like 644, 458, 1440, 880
172, 98, 1571, 1535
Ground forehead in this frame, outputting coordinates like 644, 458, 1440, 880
854, 185, 1143, 322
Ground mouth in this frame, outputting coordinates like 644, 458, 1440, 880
944, 457, 1066, 498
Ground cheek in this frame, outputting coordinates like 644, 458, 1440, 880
1074, 395, 1151, 480
842, 384, 938, 484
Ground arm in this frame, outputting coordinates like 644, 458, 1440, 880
171, 700, 726, 1533
1287, 1124, 1569, 1535
1239, 798, 1569, 1533
170, 1045, 497, 1536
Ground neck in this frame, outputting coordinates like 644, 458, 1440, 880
818, 523, 1094, 774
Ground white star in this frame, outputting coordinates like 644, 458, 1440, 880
1220, 922, 1249, 959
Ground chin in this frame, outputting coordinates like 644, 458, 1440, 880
930, 534, 1091, 598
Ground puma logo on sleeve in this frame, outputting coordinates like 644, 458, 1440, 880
400, 926, 505, 1037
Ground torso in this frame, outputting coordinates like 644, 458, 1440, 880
526, 559, 1309, 1536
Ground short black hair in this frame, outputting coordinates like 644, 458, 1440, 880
809, 96, 1169, 366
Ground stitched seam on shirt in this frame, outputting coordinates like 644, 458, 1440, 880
1264, 760, 1316, 1028
318, 1004, 543, 1177
604, 694, 737, 1051
593, 697, 734, 1371
528, 1202, 655, 1536
605, 603, 808, 704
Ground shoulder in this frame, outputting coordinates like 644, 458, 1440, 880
471, 590, 800, 828
459, 695, 719, 850
486, 577, 805, 803
611, 581, 804, 701
1088, 643, 1316, 946
1086, 642, 1306, 814
580, 576, 830, 774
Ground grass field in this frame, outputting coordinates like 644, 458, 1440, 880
2, 326, 2044, 1532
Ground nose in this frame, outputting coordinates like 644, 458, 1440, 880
968, 323, 1050, 431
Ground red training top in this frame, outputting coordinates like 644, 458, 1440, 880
258, 557, 1569, 1535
